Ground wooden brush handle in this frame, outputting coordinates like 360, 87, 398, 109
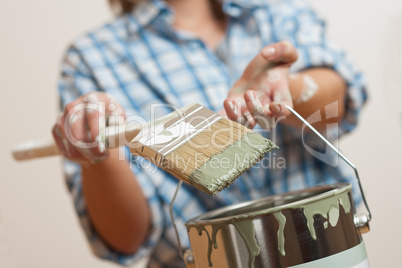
12, 103, 197, 161
12, 137, 61, 160
12, 124, 142, 161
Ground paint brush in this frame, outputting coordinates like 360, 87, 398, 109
12, 103, 278, 195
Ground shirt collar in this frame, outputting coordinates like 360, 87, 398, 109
126, 0, 265, 35
126, 0, 173, 35
222, 0, 267, 17
224, 0, 268, 9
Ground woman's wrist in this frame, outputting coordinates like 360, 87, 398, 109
80, 148, 120, 171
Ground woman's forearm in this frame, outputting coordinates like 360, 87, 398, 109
81, 148, 151, 255
285, 68, 346, 129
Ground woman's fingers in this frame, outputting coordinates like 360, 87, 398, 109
223, 99, 240, 121
244, 90, 275, 130
223, 98, 256, 129
243, 87, 294, 130
83, 93, 107, 155
52, 92, 126, 164
53, 115, 82, 160
261, 41, 298, 64
268, 84, 293, 117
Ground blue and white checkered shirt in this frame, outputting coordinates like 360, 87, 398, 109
59, 0, 367, 266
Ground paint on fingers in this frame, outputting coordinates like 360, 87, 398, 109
246, 91, 260, 108
271, 90, 293, 116
228, 100, 238, 116
246, 91, 275, 130
274, 90, 292, 103
255, 104, 275, 131
233, 98, 250, 126
84, 93, 107, 154
97, 101, 107, 153
261, 104, 276, 130
268, 70, 282, 84
84, 93, 100, 114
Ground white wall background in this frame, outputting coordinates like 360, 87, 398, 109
0, 0, 401, 267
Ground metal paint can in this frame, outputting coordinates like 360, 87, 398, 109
185, 183, 369, 268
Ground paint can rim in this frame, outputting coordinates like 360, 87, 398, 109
185, 183, 352, 227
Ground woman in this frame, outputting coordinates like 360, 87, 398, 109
53, 0, 367, 266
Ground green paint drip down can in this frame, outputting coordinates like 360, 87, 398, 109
185, 183, 369, 268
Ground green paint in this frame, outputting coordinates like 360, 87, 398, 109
193, 220, 260, 268
296, 191, 351, 240
270, 188, 352, 256
194, 225, 214, 267
274, 212, 287, 256
328, 206, 340, 227
189, 132, 278, 195
232, 220, 261, 268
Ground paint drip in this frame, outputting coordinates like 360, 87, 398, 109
274, 211, 286, 256
192, 219, 260, 268
273, 190, 352, 256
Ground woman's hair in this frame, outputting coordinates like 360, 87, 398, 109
108, 0, 225, 19
108, 0, 143, 13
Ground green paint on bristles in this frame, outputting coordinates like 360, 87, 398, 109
188, 132, 278, 195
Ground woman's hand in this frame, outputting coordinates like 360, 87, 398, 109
52, 92, 126, 165
224, 41, 298, 129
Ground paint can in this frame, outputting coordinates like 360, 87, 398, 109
169, 107, 371, 267
184, 183, 369, 268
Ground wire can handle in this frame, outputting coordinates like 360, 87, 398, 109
285, 105, 371, 232
169, 181, 196, 267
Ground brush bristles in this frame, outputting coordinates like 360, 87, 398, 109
162, 118, 277, 194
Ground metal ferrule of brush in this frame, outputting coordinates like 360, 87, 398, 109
132, 103, 223, 171
155, 110, 222, 167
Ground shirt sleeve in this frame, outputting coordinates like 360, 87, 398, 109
58, 45, 165, 266
270, 0, 368, 139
